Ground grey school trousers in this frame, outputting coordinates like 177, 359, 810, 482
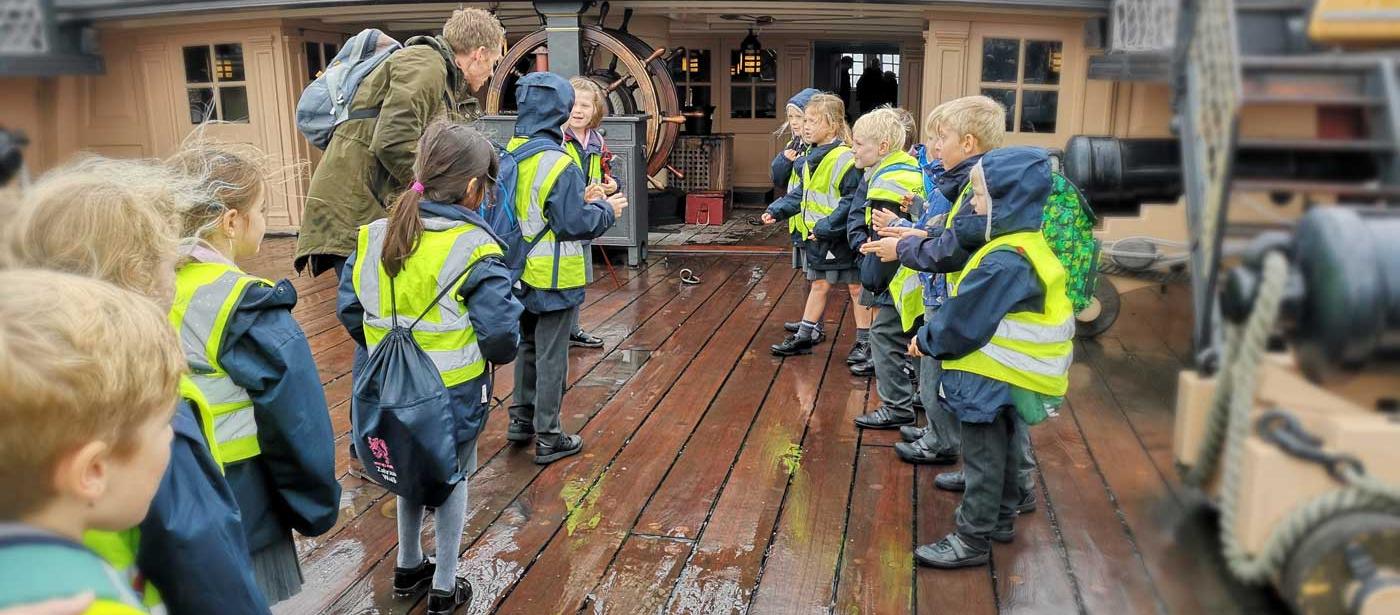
871, 306, 916, 418
510, 306, 578, 437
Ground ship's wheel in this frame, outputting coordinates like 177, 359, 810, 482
485, 23, 682, 177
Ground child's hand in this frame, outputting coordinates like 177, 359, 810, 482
783, 149, 800, 162
859, 237, 901, 262
607, 193, 629, 217
601, 176, 619, 195
585, 184, 607, 202
761, 212, 777, 225
878, 225, 928, 239
870, 207, 898, 229
907, 338, 923, 358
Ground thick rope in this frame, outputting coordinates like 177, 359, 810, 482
1186, 251, 1400, 583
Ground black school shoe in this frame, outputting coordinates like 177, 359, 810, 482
894, 440, 958, 465
570, 328, 605, 348
426, 578, 472, 615
849, 360, 874, 377
900, 425, 927, 443
915, 533, 989, 569
535, 433, 584, 465
506, 420, 535, 443
934, 471, 1038, 514
771, 333, 818, 357
782, 322, 826, 343
854, 406, 917, 429
393, 559, 435, 596
845, 341, 870, 365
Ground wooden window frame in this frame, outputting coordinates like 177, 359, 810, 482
182, 42, 250, 124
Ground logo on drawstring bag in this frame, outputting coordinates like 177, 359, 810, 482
367, 436, 397, 484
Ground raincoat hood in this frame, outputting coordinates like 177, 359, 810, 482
977, 146, 1051, 240
514, 72, 574, 141
787, 87, 822, 110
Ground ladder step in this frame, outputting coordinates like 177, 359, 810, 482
1232, 179, 1400, 199
1242, 93, 1386, 106
1242, 54, 1388, 71
1237, 138, 1395, 153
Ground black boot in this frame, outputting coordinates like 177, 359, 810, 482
426, 578, 472, 615
854, 405, 916, 429
505, 419, 535, 443
914, 533, 989, 569
899, 425, 927, 443
934, 470, 966, 492
569, 328, 605, 349
849, 360, 874, 377
845, 340, 870, 365
990, 518, 1016, 544
771, 332, 817, 357
392, 558, 435, 596
535, 433, 584, 465
894, 439, 958, 465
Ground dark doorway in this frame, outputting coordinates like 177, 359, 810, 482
813, 42, 902, 122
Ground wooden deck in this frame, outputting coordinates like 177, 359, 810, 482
243, 237, 1286, 615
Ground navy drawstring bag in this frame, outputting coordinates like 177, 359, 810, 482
351, 271, 469, 507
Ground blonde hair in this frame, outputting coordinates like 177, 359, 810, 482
442, 7, 506, 57
923, 101, 952, 145
0, 269, 185, 519
569, 76, 608, 129
2, 157, 200, 302
889, 106, 917, 151
937, 95, 1007, 151
773, 103, 804, 139
166, 140, 271, 245
803, 93, 851, 145
853, 107, 910, 156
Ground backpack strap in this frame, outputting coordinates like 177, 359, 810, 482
384, 267, 474, 332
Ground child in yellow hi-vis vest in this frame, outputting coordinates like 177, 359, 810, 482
166, 143, 340, 605
0, 271, 186, 615
503, 73, 626, 466
338, 121, 524, 614
906, 147, 1072, 569
2, 157, 268, 614
562, 76, 619, 350
761, 93, 871, 360
844, 107, 930, 433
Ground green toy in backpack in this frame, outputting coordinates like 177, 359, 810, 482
1042, 172, 1099, 313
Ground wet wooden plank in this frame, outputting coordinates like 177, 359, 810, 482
833, 447, 915, 615
284, 259, 706, 611
1065, 357, 1259, 615
489, 260, 789, 614
748, 363, 870, 613
914, 464, 997, 615
1035, 400, 1166, 615
991, 445, 1078, 615
435, 262, 776, 615
317, 257, 759, 614
583, 535, 695, 614
632, 268, 805, 539
663, 305, 851, 614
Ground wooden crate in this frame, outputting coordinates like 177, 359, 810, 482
668, 134, 733, 193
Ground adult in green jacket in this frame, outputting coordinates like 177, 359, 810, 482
296, 8, 505, 277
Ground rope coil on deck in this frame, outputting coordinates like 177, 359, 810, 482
1185, 251, 1400, 583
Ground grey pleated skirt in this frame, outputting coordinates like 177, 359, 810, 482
251, 532, 304, 605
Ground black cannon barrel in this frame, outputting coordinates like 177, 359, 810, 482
1063, 136, 1184, 209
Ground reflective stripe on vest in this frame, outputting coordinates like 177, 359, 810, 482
864, 152, 926, 226
169, 263, 268, 464
509, 138, 588, 290
941, 184, 976, 290
83, 529, 167, 615
888, 265, 925, 332
565, 140, 604, 185
352, 217, 503, 387
795, 146, 855, 236
943, 231, 1074, 396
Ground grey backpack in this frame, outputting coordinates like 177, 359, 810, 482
295, 29, 401, 149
